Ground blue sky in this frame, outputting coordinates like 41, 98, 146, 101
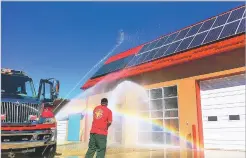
2, 2, 244, 99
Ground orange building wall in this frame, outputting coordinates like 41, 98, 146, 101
144, 67, 245, 158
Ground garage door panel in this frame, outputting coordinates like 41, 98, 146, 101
204, 141, 245, 150
200, 74, 245, 151
201, 93, 245, 103
204, 143, 245, 150
203, 131, 245, 140
201, 90, 245, 100
201, 94, 245, 106
202, 102, 245, 110
204, 140, 245, 146
200, 74, 245, 91
200, 85, 245, 95
202, 101, 245, 110
202, 107, 246, 116
203, 122, 245, 129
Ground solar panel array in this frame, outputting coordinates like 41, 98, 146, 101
126, 6, 246, 68
91, 6, 246, 79
91, 55, 134, 78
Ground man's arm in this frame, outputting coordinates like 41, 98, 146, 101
107, 122, 111, 129
107, 110, 112, 129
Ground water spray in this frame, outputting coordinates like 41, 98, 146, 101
55, 28, 147, 120
54, 29, 125, 114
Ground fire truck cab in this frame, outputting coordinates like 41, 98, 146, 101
1, 68, 60, 158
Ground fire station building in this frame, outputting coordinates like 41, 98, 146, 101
76, 5, 246, 158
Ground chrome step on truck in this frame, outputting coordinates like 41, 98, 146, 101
1, 68, 60, 158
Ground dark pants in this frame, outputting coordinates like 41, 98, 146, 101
85, 133, 107, 158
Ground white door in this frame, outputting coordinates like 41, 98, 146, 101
200, 74, 245, 151
57, 120, 67, 141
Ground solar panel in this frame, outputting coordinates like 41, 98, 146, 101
219, 20, 240, 39
108, 62, 119, 72
153, 45, 170, 59
139, 52, 151, 64
163, 32, 179, 45
138, 44, 151, 54
155, 36, 168, 48
185, 23, 203, 37
188, 31, 209, 48
237, 18, 246, 34
212, 12, 230, 28
95, 64, 110, 77
175, 28, 190, 41
143, 49, 158, 63
165, 41, 182, 56
227, 7, 245, 22
113, 59, 126, 72
129, 57, 139, 67
126, 56, 138, 67
91, 55, 134, 78
93, 67, 103, 77
135, 53, 149, 65
203, 26, 223, 44
120, 55, 135, 67
198, 18, 216, 33
176, 37, 194, 52
145, 40, 159, 52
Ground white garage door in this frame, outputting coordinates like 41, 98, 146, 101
57, 120, 67, 141
200, 74, 245, 151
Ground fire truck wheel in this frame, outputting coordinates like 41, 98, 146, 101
29, 144, 56, 158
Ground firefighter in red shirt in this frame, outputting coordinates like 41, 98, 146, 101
85, 98, 112, 158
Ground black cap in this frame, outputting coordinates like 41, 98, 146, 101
101, 98, 108, 105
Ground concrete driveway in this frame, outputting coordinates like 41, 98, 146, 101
55, 150, 246, 158
4, 147, 244, 158
55, 143, 246, 158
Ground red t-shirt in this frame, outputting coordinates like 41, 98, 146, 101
90, 105, 112, 135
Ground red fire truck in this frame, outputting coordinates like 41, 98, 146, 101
1, 68, 60, 158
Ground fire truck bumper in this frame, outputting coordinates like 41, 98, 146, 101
1, 128, 57, 157
1, 140, 56, 150
1, 143, 57, 158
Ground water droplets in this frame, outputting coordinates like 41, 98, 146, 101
117, 29, 124, 45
